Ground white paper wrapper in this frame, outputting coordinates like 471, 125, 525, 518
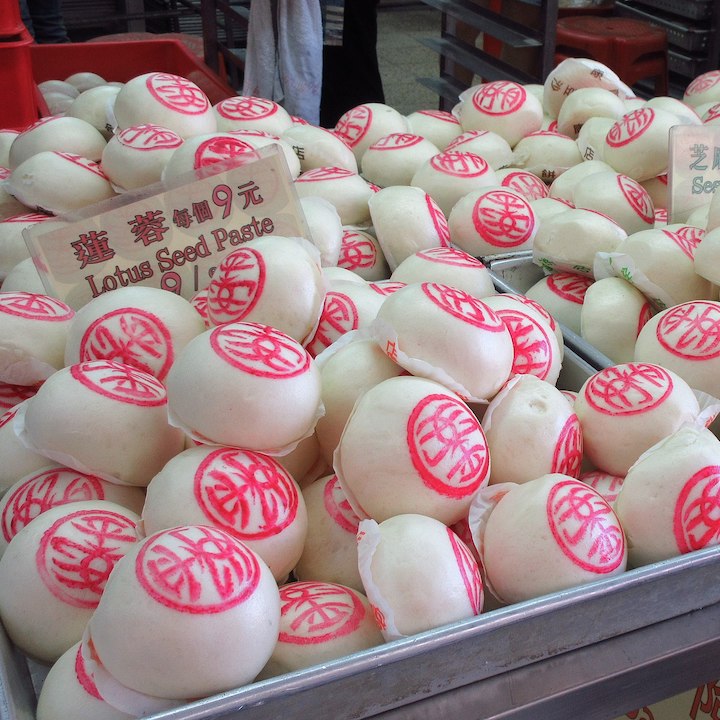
356, 519, 403, 640
466, 483, 516, 602
369, 316, 484, 403
0, 346, 57, 385
480, 375, 520, 434
79, 630, 185, 717
593, 251, 674, 310
532, 248, 594, 278
543, 59, 635, 119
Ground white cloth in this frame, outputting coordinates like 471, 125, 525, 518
242, 0, 323, 125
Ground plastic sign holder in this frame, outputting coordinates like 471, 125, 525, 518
668, 124, 720, 224
24, 145, 310, 309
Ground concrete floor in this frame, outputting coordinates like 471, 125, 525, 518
376, 4, 443, 115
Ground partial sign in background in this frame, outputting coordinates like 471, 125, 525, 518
24, 146, 309, 309
669, 125, 720, 224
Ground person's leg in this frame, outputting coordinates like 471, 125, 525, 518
27, 0, 69, 43
320, 0, 384, 127
18, 0, 35, 38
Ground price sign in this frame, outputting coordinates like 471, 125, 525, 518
668, 124, 720, 223
24, 145, 309, 309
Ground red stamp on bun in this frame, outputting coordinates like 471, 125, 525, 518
135, 525, 260, 614
407, 394, 489, 498
547, 479, 625, 573
145, 73, 210, 115
37, 508, 137, 607
278, 581, 366, 644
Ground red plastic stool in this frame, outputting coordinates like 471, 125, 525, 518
554, 16, 668, 96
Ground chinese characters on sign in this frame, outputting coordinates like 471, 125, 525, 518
668, 125, 720, 223
24, 148, 308, 308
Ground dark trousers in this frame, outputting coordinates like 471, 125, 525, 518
19, 0, 70, 43
320, 0, 385, 127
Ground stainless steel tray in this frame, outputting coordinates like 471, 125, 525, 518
486, 252, 614, 371
3, 343, 720, 720
3, 542, 720, 720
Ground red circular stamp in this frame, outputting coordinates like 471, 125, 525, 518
211, 322, 311, 379
584, 362, 673, 416
370, 603, 387, 632
296, 167, 356, 183
424, 193, 451, 243
506, 293, 557, 331
56, 152, 108, 179
79, 308, 174, 381
446, 130, 487, 152
638, 301, 653, 335
334, 104, 372, 148
135, 525, 260, 614
74, 643, 102, 700
369, 281, 406, 296
323, 474, 360, 534
145, 73, 209, 115
277, 581, 366, 645
0, 387, 36, 413
546, 479, 625, 573
471, 81, 526, 116
416, 246, 481, 268
685, 71, 720, 97
406, 393, 489, 498
415, 110, 459, 125
497, 308, 554, 380
656, 301, 720, 360
582, 470, 624, 504
338, 230, 377, 270
430, 151, 490, 178
117, 124, 183, 151
449, 516, 480, 564
500, 170, 549, 200
472, 189, 535, 247
617, 175, 654, 223
304, 292, 359, 357
606, 108, 655, 147
368, 133, 423, 151
546, 273, 593, 304
0, 405, 18, 429
71, 360, 167, 407
215, 95, 279, 121
422, 282, 505, 332
551, 414, 583, 478
194, 447, 298, 540
0, 292, 74, 322
661, 226, 704, 260
2, 467, 104, 543
207, 247, 266, 324
3, 212, 54, 224
446, 527, 482, 614
705, 103, 720, 121
37, 508, 138, 608
193, 136, 257, 169
190, 290, 210, 327
673, 465, 720, 553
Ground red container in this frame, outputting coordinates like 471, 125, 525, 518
1, 37, 237, 131
0, 0, 25, 38
29, 38, 237, 105
0, 30, 44, 131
